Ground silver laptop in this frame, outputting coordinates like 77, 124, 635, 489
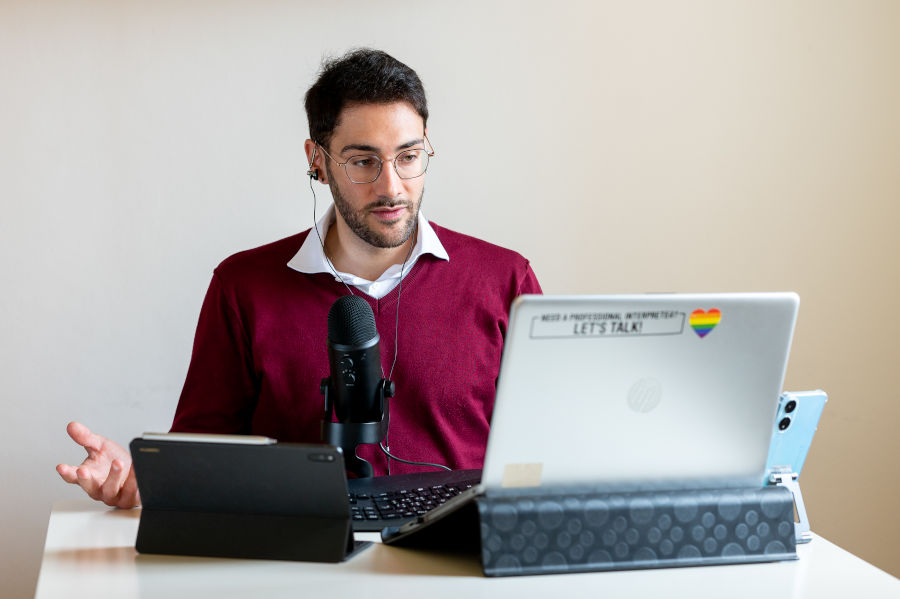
481, 292, 799, 493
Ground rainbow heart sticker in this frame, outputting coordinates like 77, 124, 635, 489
690, 309, 721, 338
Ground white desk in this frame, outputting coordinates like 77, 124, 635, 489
35, 500, 898, 599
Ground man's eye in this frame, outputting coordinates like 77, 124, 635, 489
398, 151, 420, 164
351, 157, 378, 169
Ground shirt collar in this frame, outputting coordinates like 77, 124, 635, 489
287, 206, 449, 284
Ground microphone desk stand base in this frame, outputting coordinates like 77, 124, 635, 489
320, 378, 393, 478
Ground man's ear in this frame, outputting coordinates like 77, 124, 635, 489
304, 139, 327, 183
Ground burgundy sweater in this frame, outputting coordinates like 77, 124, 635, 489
170, 223, 541, 475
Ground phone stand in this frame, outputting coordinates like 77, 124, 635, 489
769, 469, 812, 544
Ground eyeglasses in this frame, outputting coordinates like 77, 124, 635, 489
315, 138, 435, 184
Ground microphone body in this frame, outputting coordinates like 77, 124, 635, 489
328, 337, 383, 422
326, 295, 384, 423
322, 296, 393, 478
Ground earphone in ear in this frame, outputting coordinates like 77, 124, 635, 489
307, 145, 319, 181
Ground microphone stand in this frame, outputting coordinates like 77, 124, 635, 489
320, 378, 394, 478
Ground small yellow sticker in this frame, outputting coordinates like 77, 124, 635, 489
502, 463, 543, 488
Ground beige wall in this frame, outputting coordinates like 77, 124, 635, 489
2, 2, 898, 597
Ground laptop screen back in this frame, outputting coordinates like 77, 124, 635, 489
481, 292, 799, 493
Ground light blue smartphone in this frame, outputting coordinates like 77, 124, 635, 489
765, 390, 828, 483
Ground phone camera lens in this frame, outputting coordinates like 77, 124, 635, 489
784, 400, 797, 414
778, 417, 791, 431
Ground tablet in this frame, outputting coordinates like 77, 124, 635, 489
131, 434, 369, 562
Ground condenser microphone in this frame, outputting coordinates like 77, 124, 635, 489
327, 295, 384, 423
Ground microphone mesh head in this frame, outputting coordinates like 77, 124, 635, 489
328, 295, 378, 345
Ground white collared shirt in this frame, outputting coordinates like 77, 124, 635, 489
287, 206, 450, 299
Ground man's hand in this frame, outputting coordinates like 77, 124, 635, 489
56, 421, 140, 508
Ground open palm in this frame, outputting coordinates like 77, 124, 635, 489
56, 421, 140, 508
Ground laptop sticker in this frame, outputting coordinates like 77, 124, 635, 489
530, 311, 685, 339
502, 463, 543, 488
689, 309, 721, 338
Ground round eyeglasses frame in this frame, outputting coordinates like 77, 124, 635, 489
314, 137, 435, 184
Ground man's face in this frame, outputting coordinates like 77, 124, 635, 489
322, 102, 427, 249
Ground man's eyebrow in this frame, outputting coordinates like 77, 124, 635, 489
395, 138, 424, 151
339, 143, 379, 154
339, 138, 425, 155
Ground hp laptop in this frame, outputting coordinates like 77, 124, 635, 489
481, 292, 799, 492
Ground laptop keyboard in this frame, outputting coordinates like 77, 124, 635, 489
347, 469, 481, 532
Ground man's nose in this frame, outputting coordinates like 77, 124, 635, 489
373, 160, 404, 198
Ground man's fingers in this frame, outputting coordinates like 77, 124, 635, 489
61, 422, 136, 507
56, 464, 78, 484
99, 460, 128, 506
114, 465, 140, 509
66, 421, 103, 453
76, 465, 102, 501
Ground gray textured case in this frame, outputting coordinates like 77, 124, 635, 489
383, 486, 797, 576
479, 486, 797, 576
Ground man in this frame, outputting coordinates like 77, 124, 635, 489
57, 48, 541, 508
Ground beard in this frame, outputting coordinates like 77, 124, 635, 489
326, 165, 423, 249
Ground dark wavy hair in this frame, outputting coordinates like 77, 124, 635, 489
304, 48, 428, 149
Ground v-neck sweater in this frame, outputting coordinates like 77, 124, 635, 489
170, 222, 542, 475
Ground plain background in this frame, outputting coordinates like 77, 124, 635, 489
2, 1, 898, 596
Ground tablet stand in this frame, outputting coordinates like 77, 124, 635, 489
321, 378, 393, 478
